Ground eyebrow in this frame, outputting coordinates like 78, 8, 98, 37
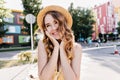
54, 19, 58, 22
45, 23, 50, 26
45, 23, 49, 25
45, 19, 58, 26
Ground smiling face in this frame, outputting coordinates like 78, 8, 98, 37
44, 14, 62, 40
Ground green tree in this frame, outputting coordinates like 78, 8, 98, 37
68, 3, 95, 41
117, 21, 120, 34
21, 0, 42, 35
0, 0, 13, 38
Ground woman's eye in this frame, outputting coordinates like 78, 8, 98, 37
54, 21, 58, 24
46, 25, 50, 27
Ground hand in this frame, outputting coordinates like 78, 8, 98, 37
60, 39, 65, 50
45, 31, 59, 48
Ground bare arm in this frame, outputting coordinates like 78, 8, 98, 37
60, 42, 82, 80
38, 31, 60, 80
71, 43, 82, 80
38, 40, 47, 78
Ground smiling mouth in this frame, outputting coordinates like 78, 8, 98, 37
52, 32, 57, 35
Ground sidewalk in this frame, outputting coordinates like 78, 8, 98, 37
80, 41, 120, 48
0, 63, 38, 80
0, 41, 120, 80
0, 50, 38, 80
0, 64, 29, 80
81, 47, 120, 80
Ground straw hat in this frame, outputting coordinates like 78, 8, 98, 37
37, 5, 73, 30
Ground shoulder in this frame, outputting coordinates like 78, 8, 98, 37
74, 42, 82, 50
73, 42, 82, 55
38, 39, 44, 47
38, 39, 44, 45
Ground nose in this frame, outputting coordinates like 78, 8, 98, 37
51, 24, 57, 30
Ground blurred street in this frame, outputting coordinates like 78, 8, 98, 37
81, 46, 120, 80
0, 41, 120, 80
0, 51, 23, 60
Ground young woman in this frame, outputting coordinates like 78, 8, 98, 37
37, 5, 82, 80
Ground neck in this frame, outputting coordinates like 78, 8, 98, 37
57, 39, 62, 44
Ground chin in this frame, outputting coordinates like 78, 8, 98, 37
55, 37, 61, 40
52, 34, 62, 40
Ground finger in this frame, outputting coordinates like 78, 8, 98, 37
45, 31, 55, 42
45, 31, 59, 46
45, 31, 52, 39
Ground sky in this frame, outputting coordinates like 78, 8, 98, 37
4, 0, 110, 10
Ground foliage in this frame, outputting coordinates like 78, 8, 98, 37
32, 54, 38, 63
0, 0, 13, 38
21, 0, 42, 35
18, 51, 32, 62
0, 0, 13, 18
0, 51, 38, 69
68, 3, 95, 41
117, 21, 120, 34
0, 60, 26, 69
18, 51, 38, 63
0, 60, 10, 69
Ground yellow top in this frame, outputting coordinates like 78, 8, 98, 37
52, 68, 64, 80
52, 60, 71, 80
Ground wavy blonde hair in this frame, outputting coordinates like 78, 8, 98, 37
42, 11, 74, 61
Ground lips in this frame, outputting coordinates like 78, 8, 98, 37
51, 31, 58, 35
50, 31, 61, 39
51, 32, 57, 37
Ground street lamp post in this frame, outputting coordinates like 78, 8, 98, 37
25, 14, 36, 51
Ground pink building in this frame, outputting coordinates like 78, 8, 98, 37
94, 1, 115, 35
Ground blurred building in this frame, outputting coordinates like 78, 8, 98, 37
112, 0, 120, 7
94, 1, 115, 34
114, 7, 120, 28
112, 0, 120, 28
92, 11, 99, 40
0, 10, 30, 48
93, 1, 117, 41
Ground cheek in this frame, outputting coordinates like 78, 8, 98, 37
55, 24, 59, 30
46, 28, 51, 33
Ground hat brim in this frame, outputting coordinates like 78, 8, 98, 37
37, 5, 73, 30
